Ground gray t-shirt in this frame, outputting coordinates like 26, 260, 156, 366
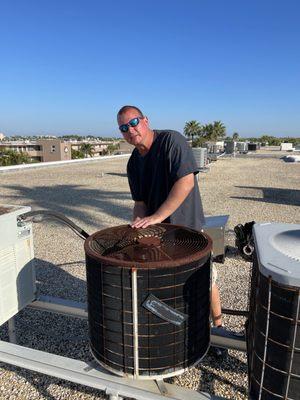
127, 130, 205, 230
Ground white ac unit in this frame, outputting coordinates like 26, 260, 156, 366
248, 223, 300, 399
0, 205, 36, 326
192, 147, 208, 169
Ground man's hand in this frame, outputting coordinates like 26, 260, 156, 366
131, 214, 163, 229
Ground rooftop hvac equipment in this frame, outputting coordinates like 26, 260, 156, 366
192, 147, 208, 169
225, 141, 235, 154
215, 141, 225, 149
202, 215, 229, 263
248, 143, 257, 151
280, 143, 294, 151
236, 142, 248, 153
84, 224, 212, 379
247, 223, 300, 400
207, 144, 220, 161
0, 205, 36, 326
210, 144, 218, 154
207, 153, 218, 162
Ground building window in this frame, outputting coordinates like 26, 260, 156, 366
51, 145, 56, 152
27, 145, 41, 151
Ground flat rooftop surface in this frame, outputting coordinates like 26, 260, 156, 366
0, 151, 299, 399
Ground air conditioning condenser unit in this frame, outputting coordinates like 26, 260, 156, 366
0, 205, 36, 326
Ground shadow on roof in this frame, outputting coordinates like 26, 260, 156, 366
105, 172, 127, 178
231, 186, 300, 207
196, 350, 248, 397
2, 184, 132, 229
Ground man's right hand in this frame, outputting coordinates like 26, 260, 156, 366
131, 214, 163, 229
131, 216, 141, 226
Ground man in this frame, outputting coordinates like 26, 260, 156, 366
117, 105, 225, 355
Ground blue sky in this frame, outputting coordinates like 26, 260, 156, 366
1, 0, 300, 137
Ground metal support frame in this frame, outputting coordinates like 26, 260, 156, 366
155, 379, 168, 395
28, 295, 247, 352
1, 339, 225, 400
8, 317, 17, 344
0, 294, 246, 400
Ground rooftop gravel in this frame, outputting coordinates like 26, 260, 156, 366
0, 150, 299, 399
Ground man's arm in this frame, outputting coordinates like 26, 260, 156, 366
131, 173, 194, 228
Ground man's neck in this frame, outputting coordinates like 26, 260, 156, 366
136, 129, 155, 156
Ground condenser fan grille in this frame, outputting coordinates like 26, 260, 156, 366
87, 224, 210, 267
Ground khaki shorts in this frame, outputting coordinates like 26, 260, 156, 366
212, 263, 218, 286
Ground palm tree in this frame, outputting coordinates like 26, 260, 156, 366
81, 143, 94, 158
201, 121, 226, 141
232, 132, 239, 141
201, 123, 213, 140
71, 149, 84, 159
212, 121, 226, 141
104, 143, 117, 155
183, 120, 202, 145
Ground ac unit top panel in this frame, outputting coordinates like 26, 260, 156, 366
253, 223, 300, 287
0, 204, 31, 219
0, 204, 31, 250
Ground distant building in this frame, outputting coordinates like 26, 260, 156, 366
37, 139, 72, 162
0, 139, 71, 162
0, 138, 130, 162
70, 140, 110, 156
0, 133, 5, 141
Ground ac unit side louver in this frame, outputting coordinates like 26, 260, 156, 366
0, 205, 36, 326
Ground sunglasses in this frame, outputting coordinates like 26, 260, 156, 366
119, 117, 143, 133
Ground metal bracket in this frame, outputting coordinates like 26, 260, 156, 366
106, 388, 123, 400
155, 379, 168, 395
27, 295, 246, 352
8, 317, 17, 344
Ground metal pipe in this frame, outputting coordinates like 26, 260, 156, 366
258, 277, 272, 400
28, 295, 88, 319
285, 288, 300, 398
20, 210, 90, 239
131, 267, 139, 378
210, 327, 246, 352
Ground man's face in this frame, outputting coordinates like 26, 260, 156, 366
117, 109, 149, 147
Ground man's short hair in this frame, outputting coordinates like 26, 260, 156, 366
117, 105, 144, 119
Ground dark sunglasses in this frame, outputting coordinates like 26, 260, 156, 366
119, 117, 143, 133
